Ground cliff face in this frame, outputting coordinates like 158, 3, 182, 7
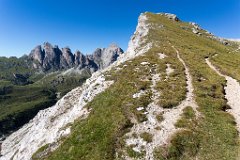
29, 42, 124, 72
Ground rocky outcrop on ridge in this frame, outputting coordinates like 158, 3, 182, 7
157, 13, 180, 21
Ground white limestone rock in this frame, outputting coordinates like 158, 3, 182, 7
0, 74, 114, 160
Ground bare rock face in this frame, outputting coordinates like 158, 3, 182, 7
92, 48, 103, 68
29, 45, 44, 68
61, 47, 74, 68
74, 50, 86, 68
101, 44, 124, 68
42, 42, 61, 70
29, 42, 124, 72
92, 44, 124, 69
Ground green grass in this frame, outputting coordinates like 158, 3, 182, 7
212, 52, 240, 80
140, 132, 153, 143
154, 130, 200, 160
0, 67, 90, 137
43, 51, 155, 160
126, 146, 144, 158
0, 84, 57, 135
0, 55, 33, 80
30, 12, 240, 159
146, 12, 239, 159
175, 106, 195, 128
155, 46, 187, 108
40, 27, 187, 160
32, 144, 50, 160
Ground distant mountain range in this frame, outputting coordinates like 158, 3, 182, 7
29, 42, 124, 72
0, 42, 124, 139
0, 42, 123, 84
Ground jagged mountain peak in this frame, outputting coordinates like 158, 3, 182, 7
91, 44, 124, 69
29, 42, 124, 72
43, 41, 52, 48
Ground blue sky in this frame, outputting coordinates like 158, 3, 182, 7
0, 0, 239, 57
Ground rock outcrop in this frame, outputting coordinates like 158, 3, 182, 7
29, 45, 45, 68
158, 13, 180, 21
123, 13, 152, 61
189, 22, 202, 35
29, 43, 124, 72
61, 47, 74, 68
92, 44, 124, 69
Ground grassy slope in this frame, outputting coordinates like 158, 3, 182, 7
0, 56, 32, 80
0, 69, 90, 136
44, 51, 186, 159
0, 54, 91, 136
37, 17, 188, 160
211, 50, 240, 80
147, 13, 239, 159
0, 84, 57, 135
32, 13, 240, 159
